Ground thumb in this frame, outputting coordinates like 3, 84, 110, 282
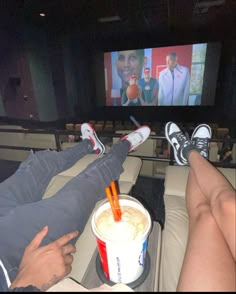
27, 226, 48, 251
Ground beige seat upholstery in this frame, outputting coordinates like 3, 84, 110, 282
114, 130, 157, 177
42, 153, 142, 283
209, 142, 219, 162
39, 148, 236, 290
0, 125, 57, 161
43, 154, 142, 198
0, 125, 28, 161
158, 165, 236, 291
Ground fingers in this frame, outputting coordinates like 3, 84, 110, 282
27, 226, 49, 251
62, 244, 76, 255
64, 254, 73, 265
55, 230, 79, 247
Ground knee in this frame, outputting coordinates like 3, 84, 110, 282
211, 185, 235, 206
189, 203, 215, 226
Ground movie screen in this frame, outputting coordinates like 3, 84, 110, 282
104, 43, 221, 107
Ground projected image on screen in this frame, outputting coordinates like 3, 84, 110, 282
104, 43, 217, 106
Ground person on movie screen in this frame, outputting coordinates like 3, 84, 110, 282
138, 67, 159, 106
158, 52, 190, 105
115, 49, 147, 96
121, 74, 142, 106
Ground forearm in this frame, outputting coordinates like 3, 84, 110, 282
183, 75, 190, 104
154, 92, 158, 105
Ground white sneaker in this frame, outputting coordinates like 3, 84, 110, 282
165, 122, 194, 165
120, 126, 151, 152
191, 124, 212, 159
81, 123, 105, 154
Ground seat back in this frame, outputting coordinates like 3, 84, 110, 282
0, 125, 57, 161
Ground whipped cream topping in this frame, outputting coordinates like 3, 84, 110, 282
96, 205, 148, 241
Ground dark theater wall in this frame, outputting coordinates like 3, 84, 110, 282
0, 29, 38, 120
0, 22, 235, 127
24, 25, 58, 121
0, 25, 79, 122
221, 40, 236, 122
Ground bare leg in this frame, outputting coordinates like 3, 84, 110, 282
188, 150, 236, 259
177, 169, 236, 291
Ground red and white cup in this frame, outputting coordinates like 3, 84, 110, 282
91, 195, 152, 284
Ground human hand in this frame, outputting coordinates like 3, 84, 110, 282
10, 226, 79, 291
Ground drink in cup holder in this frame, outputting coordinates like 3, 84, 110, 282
91, 195, 152, 284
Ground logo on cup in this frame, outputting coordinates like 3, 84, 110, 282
92, 195, 152, 284
116, 257, 122, 283
138, 239, 147, 266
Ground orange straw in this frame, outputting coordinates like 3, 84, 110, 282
105, 187, 120, 222
110, 181, 122, 218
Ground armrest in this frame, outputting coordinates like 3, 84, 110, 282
165, 165, 236, 199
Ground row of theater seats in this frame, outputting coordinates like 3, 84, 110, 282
1, 123, 235, 179
65, 120, 173, 133
63, 125, 236, 178
65, 121, 231, 138
0, 125, 57, 162
65, 121, 137, 132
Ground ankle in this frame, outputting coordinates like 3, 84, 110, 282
188, 149, 201, 163
182, 144, 196, 162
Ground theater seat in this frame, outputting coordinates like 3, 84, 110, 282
209, 142, 219, 162
0, 125, 57, 162
0, 125, 28, 161
158, 165, 236, 291
113, 130, 157, 177
42, 153, 142, 283
43, 154, 142, 198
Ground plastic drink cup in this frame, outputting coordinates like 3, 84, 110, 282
91, 195, 152, 284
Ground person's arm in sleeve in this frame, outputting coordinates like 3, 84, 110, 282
137, 84, 146, 106
1, 262, 40, 292
121, 91, 130, 106
183, 68, 190, 105
158, 76, 164, 106
152, 80, 159, 106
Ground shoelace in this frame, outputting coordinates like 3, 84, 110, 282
194, 137, 208, 150
194, 138, 209, 158
175, 132, 189, 146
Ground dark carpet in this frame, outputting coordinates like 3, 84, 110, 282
131, 176, 165, 229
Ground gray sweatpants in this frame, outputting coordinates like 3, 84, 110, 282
0, 139, 130, 281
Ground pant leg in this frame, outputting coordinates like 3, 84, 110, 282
0, 140, 93, 216
0, 140, 130, 281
